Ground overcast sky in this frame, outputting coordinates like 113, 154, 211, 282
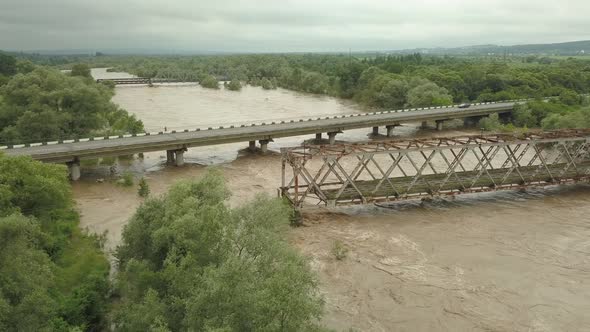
1, 0, 588, 52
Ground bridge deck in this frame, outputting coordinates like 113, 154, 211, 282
321, 162, 590, 201
2, 102, 516, 163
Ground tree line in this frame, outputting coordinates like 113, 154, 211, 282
68, 53, 590, 110
4, 51, 590, 144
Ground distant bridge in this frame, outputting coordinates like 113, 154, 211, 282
96, 78, 194, 85
2, 100, 527, 180
96, 75, 230, 85
280, 129, 590, 207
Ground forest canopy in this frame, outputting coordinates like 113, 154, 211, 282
67, 53, 590, 111
0, 53, 143, 145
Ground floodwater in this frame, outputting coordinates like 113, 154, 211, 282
73, 68, 590, 331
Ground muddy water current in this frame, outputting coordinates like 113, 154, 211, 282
72, 69, 590, 331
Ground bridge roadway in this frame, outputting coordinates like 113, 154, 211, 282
2, 101, 519, 178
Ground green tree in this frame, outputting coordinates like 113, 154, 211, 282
225, 79, 242, 91
114, 171, 324, 331
260, 77, 276, 90
0, 67, 143, 144
70, 63, 92, 79
0, 53, 17, 76
406, 82, 453, 107
200, 75, 219, 89
0, 154, 110, 331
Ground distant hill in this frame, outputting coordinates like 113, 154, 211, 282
394, 40, 590, 56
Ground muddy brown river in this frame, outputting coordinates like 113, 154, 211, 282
74, 69, 590, 331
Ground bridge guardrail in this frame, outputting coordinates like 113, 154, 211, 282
0, 99, 534, 149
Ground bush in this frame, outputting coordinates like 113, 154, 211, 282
118, 171, 134, 187
261, 77, 276, 90
225, 79, 242, 91
478, 113, 502, 131
200, 75, 219, 89
70, 63, 92, 78
137, 177, 150, 197
331, 240, 348, 261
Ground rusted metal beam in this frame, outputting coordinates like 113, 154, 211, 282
280, 129, 590, 208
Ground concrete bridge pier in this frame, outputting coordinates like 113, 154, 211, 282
436, 120, 445, 131
166, 150, 176, 164
386, 123, 400, 137
315, 133, 322, 142
249, 140, 256, 151
175, 150, 185, 166
372, 126, 379, 135
421, 121, 428, 129
67, 158, 81, 181
328, 132, 339, 145
259, 139, 271, 153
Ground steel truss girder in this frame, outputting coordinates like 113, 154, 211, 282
280, 130, 590, 207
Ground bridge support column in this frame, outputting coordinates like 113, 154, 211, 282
436, 120, 444, 131
248, 140, 256, 151
328, 132, 338, 145
315, 133, 322, 142
421, 121, 428, 129
386, 125, 397, 137
67, 159, 81, 181
166, 150, 175, 164
259, 140, 270, 153
372, 126, 379, 135
175, 150, 185, 166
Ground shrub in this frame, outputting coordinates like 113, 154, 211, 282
331, 240, 348, 261
137, 177, 150, 197
226, 79, 242, 91
200, 75, 219, 89
118, 171, 134, 187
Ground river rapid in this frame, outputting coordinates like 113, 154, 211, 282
72, 68, 590, 331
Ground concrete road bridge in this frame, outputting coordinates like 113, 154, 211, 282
2, 100, 529, 180
96, 76, 229, 85
96, 78, 193, 85
280, 129, 590, 207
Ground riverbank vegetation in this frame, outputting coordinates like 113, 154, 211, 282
113, 171, 325, 331
0, 53, 143, 145
0, 155, 328, 331
479, 94, 590, 131
7, 51, 590, 134
56, 53, 590, 110
0, 154, 110, 331
225, 79, 242, 91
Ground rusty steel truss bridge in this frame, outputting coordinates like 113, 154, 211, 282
280, 129, 590, 207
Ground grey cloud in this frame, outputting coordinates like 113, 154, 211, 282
0, 0, 588, 52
